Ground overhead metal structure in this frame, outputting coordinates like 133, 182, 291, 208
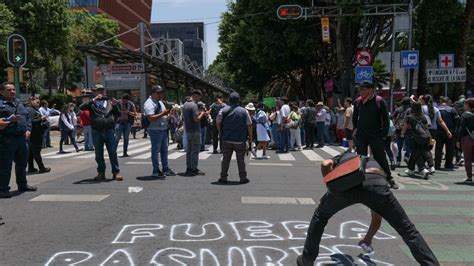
304, 4, 410, 18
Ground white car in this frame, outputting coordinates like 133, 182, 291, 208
49, 110, 61, 130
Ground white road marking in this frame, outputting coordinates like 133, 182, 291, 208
321, 146, 342, 157
278, 153, 296, 161
199, 152, 213, 160
300, 150, 325, 161
168, 151, 186, 160
30, 194, 109, 202
249, 163, 293, 167
241, 197, 315, 205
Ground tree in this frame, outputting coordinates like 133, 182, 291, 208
60, 10, 120, 90
0, 3, 15, 79
455, 0, 474, 96
372, 59, 390, 90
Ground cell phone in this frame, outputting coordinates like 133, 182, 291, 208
3, 114, 15, 122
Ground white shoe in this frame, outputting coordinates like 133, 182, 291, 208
429, 166, 435, 174
421, 169, 430, 180
463, 178, 473, 183
405, 169, 415, 175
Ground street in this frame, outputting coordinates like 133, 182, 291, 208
1, 135, 473, 265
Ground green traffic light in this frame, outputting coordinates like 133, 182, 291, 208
15, 55, 22, 62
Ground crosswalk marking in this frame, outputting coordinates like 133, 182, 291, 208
45, 140, 149, 159
301, 150, 324, 161
133, 143, 178, 160
75, 141, 151, 159
278, 153, 296, 161
168, 151, 186, 159
321, 146, 342, 157
199, 152, 213, 160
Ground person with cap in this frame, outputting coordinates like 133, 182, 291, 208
255, 102, 270, 158
114, 93, 136, 157
217, 92, 252, 184
144, 85, 176, 178
209, 94, 227, 154
0, 82, 37, 198
181, 89, 208, 176
245, 102, 257, 156
352, 82, 398, 189
296, 152, 439, 266
392, 96, 412, 166
79, 84, 123, 182
315, 101, 327, 148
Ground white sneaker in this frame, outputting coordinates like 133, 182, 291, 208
405, 169, 415, 175
421, 169, 430, 180
463, 178, 473, 183
429, 166, 436, 174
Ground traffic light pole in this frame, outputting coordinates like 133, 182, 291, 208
14, 67, 20, 95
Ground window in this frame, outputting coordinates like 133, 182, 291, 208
68, 0, 99, 7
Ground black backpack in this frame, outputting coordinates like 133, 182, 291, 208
413, 117, 431, 144
438, 107, 456, 130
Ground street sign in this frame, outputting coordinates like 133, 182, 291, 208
101, 63, 144, 74
400, 50, 419, 69
6, 34, 27, 67
355, 66, 373, 84
426, 68, 466, 83
321, 17, 330, 43
276, 5, 303, 20
438, 54, 454, 69
356, 49, 373, 66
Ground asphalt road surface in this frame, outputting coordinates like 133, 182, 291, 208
1, 136, 473, 265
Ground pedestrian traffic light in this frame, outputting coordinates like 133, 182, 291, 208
7, 34, 27, 67
277, 5, 304, 20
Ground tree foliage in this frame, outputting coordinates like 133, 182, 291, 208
0, 3, 16, 79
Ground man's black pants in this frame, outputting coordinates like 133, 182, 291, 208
304, 123, 315, 148
211, 125, 221, 152
409, 141, 434, 170
301, 182, 439, 265
356, 135, 392, 179
434, 133, 455, 168
28, 144, 45, 171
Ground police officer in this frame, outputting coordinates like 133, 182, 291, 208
297, 152, 439, 266
0, 82, 37, 198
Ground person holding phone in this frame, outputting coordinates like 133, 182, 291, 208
0, 82, 37, 198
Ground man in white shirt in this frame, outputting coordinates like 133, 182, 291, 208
315, 102, 327, 148
277, 97, 291, 153
39, 100, 55, 148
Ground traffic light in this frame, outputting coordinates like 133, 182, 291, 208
7, 34, 27, 67
277, 5, 304, 20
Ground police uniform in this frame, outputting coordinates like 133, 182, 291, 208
298, 153, 439, 266
0, 95, 32, 194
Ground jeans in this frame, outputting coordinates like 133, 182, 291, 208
271, 123, 279, 147
278, 127, 290, 152
356, 135, 392, 179
28, 144, 45, 171
304, 123, 315, 147
220, 141, 247, 180
0, 136, 28, 192
115, 122, 132, 154
396, 136, 411, 163
83, 125, 94, 150
316, 122, 325, 146
149, 129, 169, 174
92, 129, 119, 174
200, 126, 207, 151
302, 181, 439, 265
60, 130, 78, 151
42, 126, 51, 147
324, 124, 330, 144
434, 133, 454, 168
186, 131, 201, 172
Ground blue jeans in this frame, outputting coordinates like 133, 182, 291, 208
278, 127, 290, 152
115, 122, 132, 154
186, 131, 201, 171
83, 125, 94, 150
271, 123, 279, 146
396, 136, 412, 162
316, 122, 325, 146
324, 125, 330, 144
149, 129, 169, 174
0, 136, 28, 192
42, 126, 51, 147
92, 129, 119, 174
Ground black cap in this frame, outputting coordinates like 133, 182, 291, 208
229, 92, 240, 104
151, 85, 165, 93
359, 82, 375, 89
191, 89, 202, 96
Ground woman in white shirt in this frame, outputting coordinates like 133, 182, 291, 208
58, 103, 81, 154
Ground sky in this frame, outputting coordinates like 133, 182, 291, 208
151, 0, 229, 68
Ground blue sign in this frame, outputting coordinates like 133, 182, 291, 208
401, 50, 419, 69
355, 66, 373, 84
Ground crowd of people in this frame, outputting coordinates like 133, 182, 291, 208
0, 80, 473, 199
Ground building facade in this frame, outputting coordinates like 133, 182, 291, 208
68, 0, 152, 49
151, 22, 207, 69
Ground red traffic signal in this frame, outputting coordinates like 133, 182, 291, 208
277, 5, 304, 20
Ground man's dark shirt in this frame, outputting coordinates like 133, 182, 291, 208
0, 96, 31, 136
352, 96, 389, 138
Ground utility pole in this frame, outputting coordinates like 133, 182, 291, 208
138, 22, 147, 110
407, 0, 414, 96
389, 15, 397, 112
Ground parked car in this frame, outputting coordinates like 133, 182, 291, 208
49, 110, 61, 130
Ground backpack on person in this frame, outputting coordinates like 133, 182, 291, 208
387, 118, 395, 137
413, 117, 431, 144
142, 101, 162, 129
394, 107, 409, 130
438, 107, 456, 130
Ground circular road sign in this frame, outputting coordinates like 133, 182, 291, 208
356, 49, 373, 66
